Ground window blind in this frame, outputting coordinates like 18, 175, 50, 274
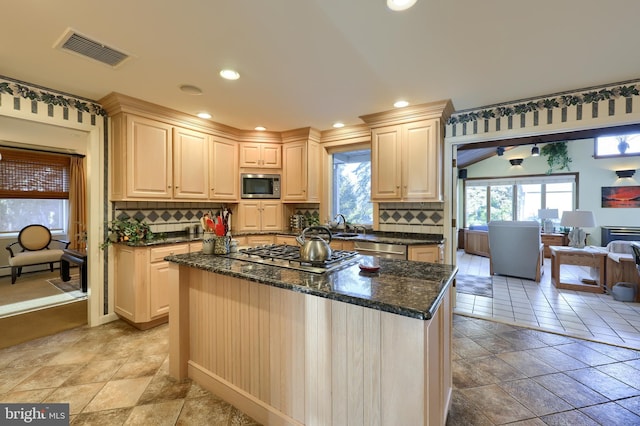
0, 147, 70, 199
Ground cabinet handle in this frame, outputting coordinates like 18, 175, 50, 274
168, 185, 172, 188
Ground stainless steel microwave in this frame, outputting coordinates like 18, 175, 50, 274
241, 173, 281, 199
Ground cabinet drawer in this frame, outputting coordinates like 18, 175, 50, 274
150, 244, 189, 262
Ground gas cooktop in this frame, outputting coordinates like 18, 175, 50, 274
225, 244, 359, 274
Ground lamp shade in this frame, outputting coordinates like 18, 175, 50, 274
538, 209, 558, 219
560, 210, 596, 228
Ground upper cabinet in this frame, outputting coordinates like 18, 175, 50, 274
361, 100, 454, 202
239, 142, 281, 168
281, 128, 321, 203
173, 127, 209, 200
209, 136, 239, 201
102, 92, 242, 202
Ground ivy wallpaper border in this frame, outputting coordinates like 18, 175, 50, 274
447, 80, 640, 125
0, 75, 107, 117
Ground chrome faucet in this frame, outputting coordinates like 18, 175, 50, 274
334, 214, 347, 230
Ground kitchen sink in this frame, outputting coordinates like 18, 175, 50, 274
333, 232, 360, 238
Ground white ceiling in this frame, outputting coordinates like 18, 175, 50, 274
2, 0, 640, 132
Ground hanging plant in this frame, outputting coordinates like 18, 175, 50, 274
540, 142, 572, 174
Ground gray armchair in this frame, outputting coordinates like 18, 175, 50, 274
488, 221, 544, 282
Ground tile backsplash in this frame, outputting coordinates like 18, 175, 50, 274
378, 202, 444, 235
113, 201, 227, 234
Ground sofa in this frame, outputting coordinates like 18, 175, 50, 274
488, 221, 544, 282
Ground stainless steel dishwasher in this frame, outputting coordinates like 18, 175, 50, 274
354, 241, 407, 260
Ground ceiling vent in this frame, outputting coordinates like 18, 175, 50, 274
55, 28, 130, 67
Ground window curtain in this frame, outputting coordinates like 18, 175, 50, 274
69, 157, 87, 250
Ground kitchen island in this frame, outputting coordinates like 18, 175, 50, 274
166, 252, 456, 425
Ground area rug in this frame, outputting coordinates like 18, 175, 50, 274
456, 274, 493, 298
46, 275, 84, 298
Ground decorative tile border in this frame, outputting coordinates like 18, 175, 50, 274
379, 202, 444, 235
0, 75, 106, 125
446, 79, 640, 141
113, 201, 229, 234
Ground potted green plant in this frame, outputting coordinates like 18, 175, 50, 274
100, 218, 156, 249
540, 142, 572, 174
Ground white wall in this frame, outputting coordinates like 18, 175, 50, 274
460, 139, 640, 246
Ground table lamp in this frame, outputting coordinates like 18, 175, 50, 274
560, 210, 596, 248
538, 209, 558, 233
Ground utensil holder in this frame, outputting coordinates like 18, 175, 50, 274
214, 236, 230, 254
202, 232, 215, 254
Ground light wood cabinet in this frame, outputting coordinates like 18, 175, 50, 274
209, 136, 239, 200
114, 243, 189, 329
110, 112, 213, 201
275, 234, 297, 245
464, 229, 490, 258
282, 139, 320, 202
237, 201, 282, 232
114, 114, 174, 199
239, 142, 281, 168
173, 127, 209, 199
408, 244, 444, 263
371, 119, 441, 201
246, 235, 275, 246
541, 233, 569, 258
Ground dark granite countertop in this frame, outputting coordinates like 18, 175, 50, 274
123, 230, 444, 247
165, 252, 457, 320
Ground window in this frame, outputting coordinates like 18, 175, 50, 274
464, 174, 576, 227
595, 134, 640, 157
0, 147, 70, 235
331, 149, 373, 225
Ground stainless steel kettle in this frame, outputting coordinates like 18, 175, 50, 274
296, 226, 332, 263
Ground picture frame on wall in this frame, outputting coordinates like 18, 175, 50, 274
601, 186, 640, 208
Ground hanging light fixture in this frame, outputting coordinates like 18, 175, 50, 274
509, 158, 524, 166
531, 144, 540, 156
496, 146, 505, 156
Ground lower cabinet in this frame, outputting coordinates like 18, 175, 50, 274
541, 233, 569, 258
114, 243, 190, 329
408, 244, 444, 263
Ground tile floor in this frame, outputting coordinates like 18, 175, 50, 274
3, 314, 640, 424
0, 320, 259, 425
455, 250, 640, 350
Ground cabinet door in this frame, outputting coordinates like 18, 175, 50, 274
282, 141, 307, 201
210, 136, 239, 200
408, 245, 443, 263
149, 244, 189, 319
247, 235, 275, 246
403, 119, 441, 200
261, 201, 283, 231
173, 127, 209, 199
371, 126, 402, 200
239, 143, 262, 167
261, 144, 282, 168
306, 140, 321, 201
126, 115, 173, 199
276, 235, 297, 245
237, 201, 262, 232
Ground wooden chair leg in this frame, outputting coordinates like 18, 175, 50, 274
11, 267, 17, 284
17, 267, 22, 277
49, 262, 54, 272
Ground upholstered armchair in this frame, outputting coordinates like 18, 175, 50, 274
488, 221, 544, 282
6, 224, 70, 284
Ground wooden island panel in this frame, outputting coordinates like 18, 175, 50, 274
169, 264, 452, 425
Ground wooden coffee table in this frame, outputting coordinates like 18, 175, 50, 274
550, 246, 607, 293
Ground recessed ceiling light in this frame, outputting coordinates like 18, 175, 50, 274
333, 122, 345, 128
197, 112, 212, 119
255, 126, 266, 131
179, 84, 202, 95
394, 100, 409, 108
219, 69, 240, 80
387, 0, 417, 11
